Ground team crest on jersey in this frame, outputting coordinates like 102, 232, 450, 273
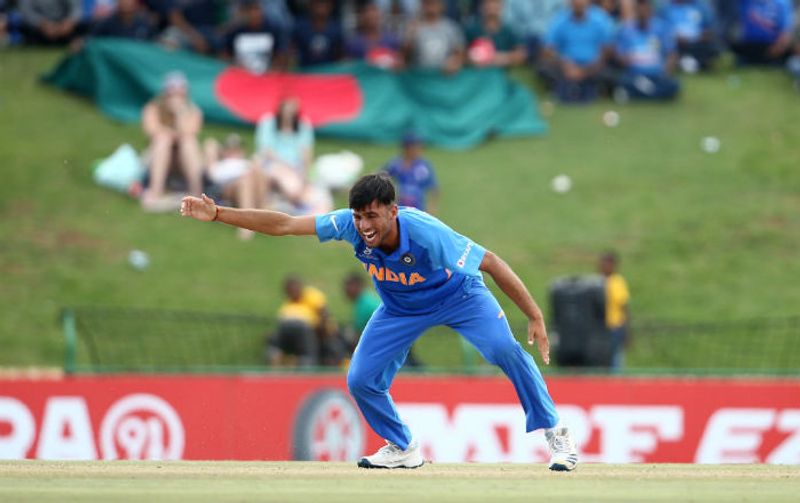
401, 253, 415, 266
357, 246, 376, 260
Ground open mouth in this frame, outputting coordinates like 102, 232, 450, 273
362, 230, 378, 244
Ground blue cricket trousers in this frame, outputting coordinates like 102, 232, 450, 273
346, 278, 560, 450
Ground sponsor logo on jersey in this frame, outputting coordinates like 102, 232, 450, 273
363, 263, 426, 285
456, 241, 474, 268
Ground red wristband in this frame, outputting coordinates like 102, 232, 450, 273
212, 205, 220, 222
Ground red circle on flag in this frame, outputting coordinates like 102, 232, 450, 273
215, 67, 363, 126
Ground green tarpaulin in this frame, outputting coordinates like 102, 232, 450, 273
44, 39, 547, 149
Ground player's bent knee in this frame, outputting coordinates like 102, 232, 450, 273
346, 369, 369, 396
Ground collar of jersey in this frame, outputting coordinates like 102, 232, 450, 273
369, 212, 410, 260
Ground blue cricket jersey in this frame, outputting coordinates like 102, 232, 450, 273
740, 0, 794, 43
315, 207, 487, 315
616, 18, 676, 75
545, 6, 615, 66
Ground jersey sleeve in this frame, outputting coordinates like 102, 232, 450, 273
315, 208, 359, 245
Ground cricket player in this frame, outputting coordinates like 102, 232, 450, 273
181, 173, 578, 471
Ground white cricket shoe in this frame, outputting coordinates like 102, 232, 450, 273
546, 426, 578, 472
357, 440, 424, 469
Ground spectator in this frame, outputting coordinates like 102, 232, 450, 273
501, 0, 565, 63
729, 0, 794, 65
222, 0, 287, 74
291, 0, 344, 67
260, 0, 293, 34
88, 0, 154, 40
0, 1, 9, 46
594, 0, 634, 20
543, 0, 615, 102
374, 0, 464, 28
158, 0, 222, 54
140, 71, 204, 211
712, 0, 738, 44
81, 0, 115, 25
204, 134, 261, 240
20, 0, 85, 44
268, 275, 326, 367
374, 0, 417, 40
268, 275, 347, 367
464, 0, 526, 68
598, 251, 630, 372
345, 1, 403, 69
789, 8, 800, 88
404, 0, 465, 73
382, 132, 439, 214
342, 271, 381, 349
613, 0, 680, 101
658, 0, 720, 71
254, 98, 332, 215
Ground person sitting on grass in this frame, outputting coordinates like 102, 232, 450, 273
613, 0, 680, 102
542, 0, 615, 103
728, 0, 795, 66
658, 0, 720, 72
253, 98, 332, 216
140, 71, 204, 212
204, 134, 261, 240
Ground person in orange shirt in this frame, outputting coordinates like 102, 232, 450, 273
599, 251, 630, 371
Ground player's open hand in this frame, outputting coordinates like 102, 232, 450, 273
180, 194, 217, 222
527, 317, 550, 365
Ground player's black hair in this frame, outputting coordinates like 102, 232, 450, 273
349, 173, 396, 210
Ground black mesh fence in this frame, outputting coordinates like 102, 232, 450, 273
62, 307, 800, 374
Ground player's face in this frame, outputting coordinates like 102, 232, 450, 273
352, 201, 398, 248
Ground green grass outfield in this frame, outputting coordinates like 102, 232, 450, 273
0, 461, 798, 502
2, 49, 799, 368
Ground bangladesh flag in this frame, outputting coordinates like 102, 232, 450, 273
44, 39, 547, 149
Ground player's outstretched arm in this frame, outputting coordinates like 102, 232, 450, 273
479, 250, 550, 365
180, 194, 316, 236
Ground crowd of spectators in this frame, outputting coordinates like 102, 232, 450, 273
3, 1, 800, 98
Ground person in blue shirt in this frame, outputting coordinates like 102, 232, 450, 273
291, 0, 344, 67
614, 0, 680, 101
542, 0, 615, 102
729, 0, 794, 65
658, 0, 720, 71
180, 173, 578, 471
382, 132, 439, 214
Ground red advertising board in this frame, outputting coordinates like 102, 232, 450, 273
1, 375, 798, 463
